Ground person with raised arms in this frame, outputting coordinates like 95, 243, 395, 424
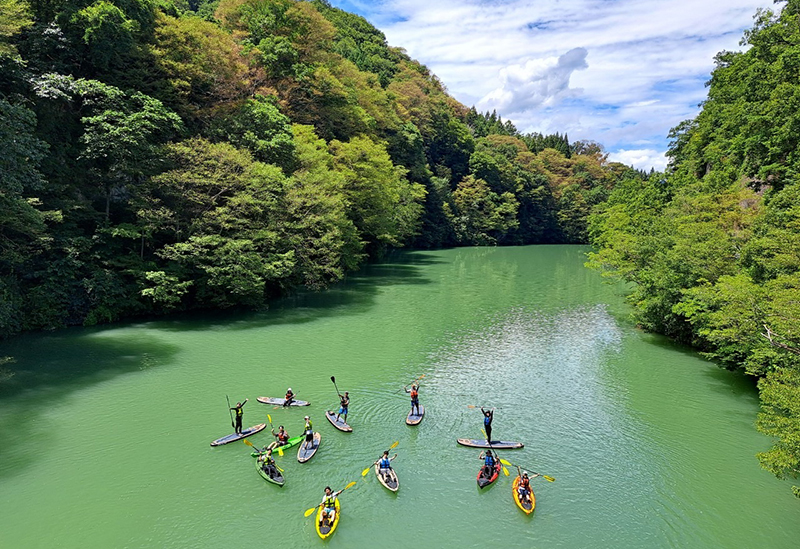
481, 407, 494, 441
405, 383, 420, 416
269, 425, 289, 449
229, 398, 249, 435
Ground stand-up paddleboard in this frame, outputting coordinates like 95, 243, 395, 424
254, 456, 285, 486
210, 423, 266, 447
325, 410, 352, 432
257, 396, 310, 406
406, 405, 424, 426
297, 432, 321, 463
456, 438, 524, 449
316, 498, 340, 539
512, 475, 535, 514
375, 464, 399, 492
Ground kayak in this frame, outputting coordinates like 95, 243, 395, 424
254, 456, 285, 486
406, 405, 424, 426
477, 461, 501, 488
210, 423, 266, 447
456, 439, 524, 449
276, 434, 303, 453
512, 475, 535, 514
316, 497, 340, 539
325, 410, 352, 432
297, 432, 321, 463
257, 396, 310, 406
375, 463, 399, 492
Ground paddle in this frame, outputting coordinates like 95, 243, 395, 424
331, 376, 342, 398
482, 428, 509, 476
303, 481, 357, 517
361, 441, 399, 477
467, 405, 499, 410
226, 395, 235, 430
243, 439, 284, 473
400, 374, 425, 393
498, 458, 555, 482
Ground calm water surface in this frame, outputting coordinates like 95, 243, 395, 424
0, 246, 798, 548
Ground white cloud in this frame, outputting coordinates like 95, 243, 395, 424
608, 149, 668, 172
328, 0, 777, 171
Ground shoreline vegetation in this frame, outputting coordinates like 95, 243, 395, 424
0, 0, 797, 496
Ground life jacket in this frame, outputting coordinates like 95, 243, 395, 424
236, 407, 243, 418
340, 396, 348, 407
285, 392, 293, 400
410, 388, 418, 399
304, 421, 313, 434
484, 415, 491, 426
379, 458, 392, 469
277, 431, 288, 444
324, 494, 336, 509
484, 454, 495, 467
520, 477, 530, 490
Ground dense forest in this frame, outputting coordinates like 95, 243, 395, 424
0, 0, 636, 337
587, 0, 800, 497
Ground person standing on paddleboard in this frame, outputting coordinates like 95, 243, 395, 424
230, 399, 248, 434
405, 384, 420, 416
336, 391, 349, 422
283, 388, 295, 407
303, 416, 313, 447
481, 407, 493, 441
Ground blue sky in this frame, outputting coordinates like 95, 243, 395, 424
326, 0, 778, 170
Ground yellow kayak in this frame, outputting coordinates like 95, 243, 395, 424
316, 498, 340, 539
512, 476, 535, 515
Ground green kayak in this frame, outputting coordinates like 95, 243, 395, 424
254, 456, 285, 486
250, 435, 303, 457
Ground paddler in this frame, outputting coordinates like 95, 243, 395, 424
258, 448, 277, 477
481, 407, 494, 442
404, 383, 420, 416
376, 450, 396, 482
335, 391, 349, 423
229, 398, 248, 434
283, 387, 295, 407
517, 470, 538, 504
302, 415, 314, 449
479, 449, 496, 478
319, 486, 343, 528
269, 425, 290, 449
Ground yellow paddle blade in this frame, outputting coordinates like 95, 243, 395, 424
361, 466, 371, 477
389, 441, 399, 450
304, 505, 319, 517
499, 458, 512, 466
277, 446, 283, 457
345, 481, 357, 490
267, 414, 272, 424
467, 405, 477, 408
275, 465, 284, 473
543, 475, 555, 482
502, 466, 509, 476
243, 439, 254, 447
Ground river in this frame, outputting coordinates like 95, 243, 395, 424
0, 246, 798, 548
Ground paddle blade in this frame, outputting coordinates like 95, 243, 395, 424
502, 466, 509, 476
389, 441, 399, 450
361, 467, 370, 477
275, 465, 284, 473
499, 458, 512, 466
243, 439, 254, 448
543, 475, 555, 482
267, 414, 272, 424
277, 446, 283, 457
345, 481, 357, 490
467, 405, 477, 408
330, 376, 336, 383
304, 506, 318, 517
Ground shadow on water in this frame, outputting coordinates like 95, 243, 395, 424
144, 250, 441, 333
0, 250, 440, 478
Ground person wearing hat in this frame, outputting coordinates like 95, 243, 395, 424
478, 449, 496, 478
319, 486, 342, 528
258, 448, 278, 479
517, 470, 538, 505
302, 415, 314, 447
283, 388, 295, 407
229, 398, 248, 434
336, 391, 349, 422
269, 425, 289, 449
404, 383, 421, 416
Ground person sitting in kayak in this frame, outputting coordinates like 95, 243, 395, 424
283, 388, 295, 407
405, 383, 420, 415
269, 425, 289, 449
517, 471, 538, 504
229, 398, 248, 434
302, 415, 314, 448
481, 407, 494, 441
319, 486, 342, 527
376, 450, 396, 482
336, 391, 349, 422
479, 449, 496, 478
258, 449, 278, 478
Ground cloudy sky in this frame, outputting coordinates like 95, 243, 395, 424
327, 0, 778, 170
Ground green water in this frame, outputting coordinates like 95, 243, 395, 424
1, 246, 798, 548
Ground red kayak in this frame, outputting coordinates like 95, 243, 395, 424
477, 461, 501, 488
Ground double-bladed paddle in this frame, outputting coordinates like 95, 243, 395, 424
243, 439, 284, 473
303, 481, 357, 517
361, 441, 399, 476
498, 458, 555, 482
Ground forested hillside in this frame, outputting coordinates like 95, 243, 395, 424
0, 0, 635, 336
587, 0, 800, 496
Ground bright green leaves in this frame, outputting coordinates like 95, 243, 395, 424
445, 176, 518, 246
757, 366, 800, 497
